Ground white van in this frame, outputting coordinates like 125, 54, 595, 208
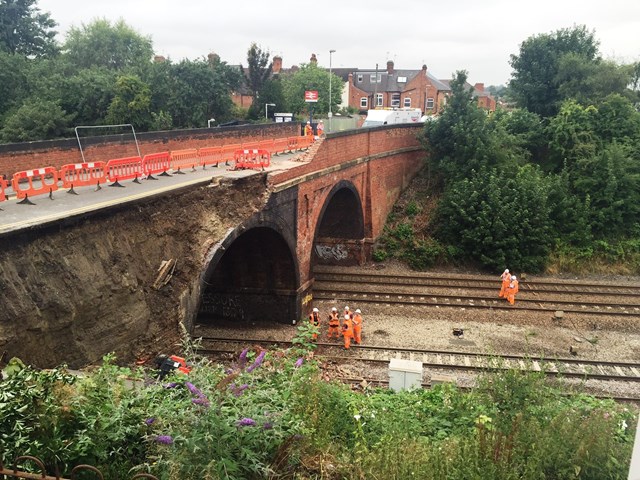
362, 108, 423, 127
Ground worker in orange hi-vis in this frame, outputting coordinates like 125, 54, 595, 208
304, 121, 313, 137
344, 305, 353, 320
327, 307, 341, 339
512, 275, 519, 296
506, 276, 518, 305
499, 269, 511, 298
342, 313, 354, 349
352, 308, 363, 345
309, 307, 320, 341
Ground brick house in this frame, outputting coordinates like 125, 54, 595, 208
347, 61, 495, 114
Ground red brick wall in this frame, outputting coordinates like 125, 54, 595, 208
271, 125, 424, 286
0, 124, 298, 180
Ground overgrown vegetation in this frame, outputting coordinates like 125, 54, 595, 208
375, 26, 640, 275
1, 334, 637, 479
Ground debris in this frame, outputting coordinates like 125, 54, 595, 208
153, 259, 176, 290
569, 345, 578, 356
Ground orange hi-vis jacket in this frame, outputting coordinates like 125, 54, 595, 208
342, 315, 354, 349
512, 279, 519, 295
500, 271, 512, 298
305, 124, 313, 137
309, 311, 320, 327
352, 313, 363, 344
328, 311, 340, 327
507, 282, 517, 305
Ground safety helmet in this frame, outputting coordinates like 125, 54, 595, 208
505, 269, 509, 273
313, 307, 319, 312
511, 276, 517, 280
331, 307, 337, 312
345, 306, 350, 311
355, 309, 361, 313
344, 314, 350, 320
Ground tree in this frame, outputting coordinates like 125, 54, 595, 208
258, 77, 287, 119
0, 98, 74, 142
242, 43, 271, 119
0, 0, 58, 57
105, 74, 152, 129
63, 19, 153, 71
509, 25, 600, 117
420, 70, 505, 184
0, 50, 29, 117
434, 166, 552, 272
281, 62, 343, 116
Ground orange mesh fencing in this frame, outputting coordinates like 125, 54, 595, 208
170, 149, 199, 172
143, 152, 171, 176
106, 156, 143, 182
59, 162, 107, 188
11, 167, 59, 199
198, 146, 223, 167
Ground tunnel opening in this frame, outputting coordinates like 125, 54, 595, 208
198, 227, 298, 325
314, 184, 365, 266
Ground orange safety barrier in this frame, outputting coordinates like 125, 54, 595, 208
59, 161, 107, 188
272, 137, 290, 155
0, 177, 7, 202
298, 135, 315, 149
258, 139, 275, 155
234, 149, 271, 171
241, 141, 261, 152
198, 146, 224, 168
106, 156, 143, 183
143, 151, 171, 177
220, 144, 241, 166
11, 167, 59, 199
287, 136, 300, 151
170, 148, 199, 173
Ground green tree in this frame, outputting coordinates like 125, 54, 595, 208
509, 25, 600, 117
0, 0, 58, 57
434, 166, 552, 271
0, 98, 74, 142
105, 74, 152, 129
242, 43, 272, 119
281, 62, 343, 116
63, 18, 153, 71
0, 50, 29, 117
258, 76, 287, 119
421, 70, 505, 184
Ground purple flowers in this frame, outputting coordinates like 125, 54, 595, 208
163, 382, 179, 389
185, 381, 203, 397
246, 351, 266, 373
145, 418, 155, 426
295, 358, 304, 368
263, 422, 273, 430
155, 435, 174, 445
192, 397, 211, 407
239, 348, 249, 367
229, 383, 249, 397
237, 417, 257, 427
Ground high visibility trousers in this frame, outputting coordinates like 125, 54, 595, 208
353, 325, 362, 344
343, 334, 352, 349
507, 292, 515, 305
328, 326, 340, 338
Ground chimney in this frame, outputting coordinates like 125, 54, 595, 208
154, 55, 166, 63
207, 52, 220, 68
474, 82, 485, 92
387, 60, 394, 74
422, 64, 427, 74
310, 53, 318, 64
273, 55, 282, 74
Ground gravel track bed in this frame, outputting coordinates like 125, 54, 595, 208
194, 261, 640, 398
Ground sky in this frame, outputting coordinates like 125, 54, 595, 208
38, 0, 640, 87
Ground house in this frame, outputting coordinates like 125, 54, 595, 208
346, 61, 495, 114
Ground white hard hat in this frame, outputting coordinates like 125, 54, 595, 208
511, 276, 517, 280
345, 306, 350, 310
505, 269, 509, 273
313, 308, 319, 312
331, 307, 337, 311
344, 314, 350, 320
355, 309, 361, 313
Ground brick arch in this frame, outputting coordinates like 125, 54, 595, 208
196, 218, 300, 325
312, 180, 367, 267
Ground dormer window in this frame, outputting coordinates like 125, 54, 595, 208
398, 76, 407, 83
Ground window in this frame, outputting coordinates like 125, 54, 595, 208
360, 97, 368, 108
403, 97, 411, 107
426, 97, 434, 109
376, 93, 383, 107
397, 76, 407, 83
391, 93, 400, 107
357, 74, 363, 83
370, 73, 381, 83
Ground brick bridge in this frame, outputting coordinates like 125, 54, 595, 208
0, 123, 424, 367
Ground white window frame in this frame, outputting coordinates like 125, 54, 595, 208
370, 73, 381, 83
360, 97, 368, 108
357, 74, 363, 83
426, 97, 435, 109
376, 93, 383, 107
403, 97, 411, 107
391, 93, 400, 107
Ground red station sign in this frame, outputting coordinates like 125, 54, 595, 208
304, 90, 319, 102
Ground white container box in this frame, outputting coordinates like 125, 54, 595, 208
388, 358, 423, 392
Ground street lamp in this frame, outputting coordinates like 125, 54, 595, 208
329, 49, 336, 133
265, 103, 276, 120
207, 118, 215, 128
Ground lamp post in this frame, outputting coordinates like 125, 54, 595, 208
329, 49, 336, 133
265, 103, 276, 120
207, 118, 215, 128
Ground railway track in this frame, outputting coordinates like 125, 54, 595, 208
312, 268, 640, 317
195, 337, 640, 385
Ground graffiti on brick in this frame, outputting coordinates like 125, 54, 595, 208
315, 244, 348, 261
200, 294, 245, 319
301, 293, 313, 306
